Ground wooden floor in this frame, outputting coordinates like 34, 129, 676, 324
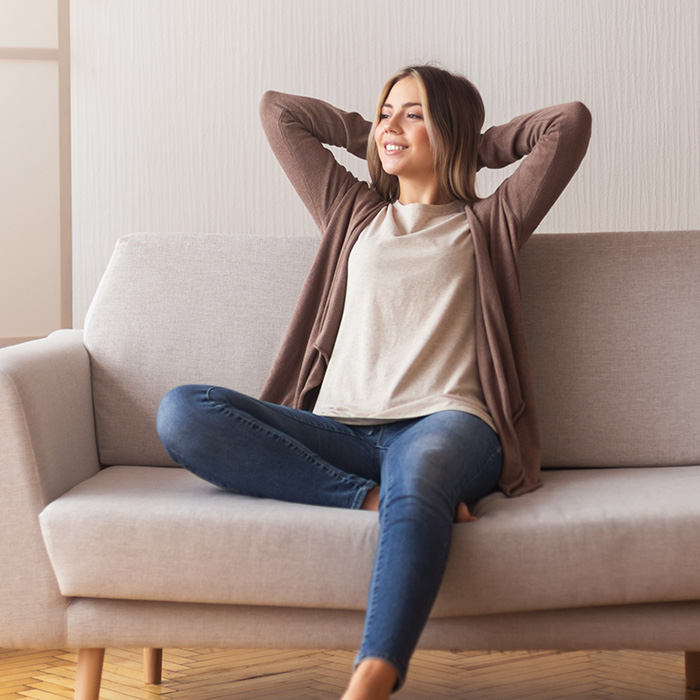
1, 647, 700, 699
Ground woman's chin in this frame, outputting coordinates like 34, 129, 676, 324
381, 166, 405, 181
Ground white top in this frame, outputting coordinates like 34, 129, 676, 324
313, 200, 494, 429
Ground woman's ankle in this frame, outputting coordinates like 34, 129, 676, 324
341, 658, 397, 699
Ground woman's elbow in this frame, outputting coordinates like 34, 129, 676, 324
567, 101, 593, 139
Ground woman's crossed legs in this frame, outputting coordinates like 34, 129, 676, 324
156, 385, 502, 694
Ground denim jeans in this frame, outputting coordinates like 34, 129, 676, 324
156, 385, 502, 689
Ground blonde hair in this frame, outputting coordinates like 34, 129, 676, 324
367, 65, 485, 203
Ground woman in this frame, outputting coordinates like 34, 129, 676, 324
157, 65, 591, 699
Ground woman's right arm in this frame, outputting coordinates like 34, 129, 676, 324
260, 91, 373, 232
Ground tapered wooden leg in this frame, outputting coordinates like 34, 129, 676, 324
75, 648, 105, 700
143, 648, 163, 685
686, 651, 700, 690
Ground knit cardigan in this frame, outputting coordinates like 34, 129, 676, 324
258, 90, 592, 497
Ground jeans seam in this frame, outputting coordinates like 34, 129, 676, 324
359, 535, 388, 669
460, 441, 503, 495
357, 470, 395, 672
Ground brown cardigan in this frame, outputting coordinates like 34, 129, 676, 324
258, 90, 592, 497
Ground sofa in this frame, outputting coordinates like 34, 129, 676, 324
2, 230, 700, 699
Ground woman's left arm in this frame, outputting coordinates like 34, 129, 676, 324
477, 102, 592, 250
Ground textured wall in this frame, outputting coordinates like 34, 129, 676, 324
70, 0, 700, 325
0, 0, 64, 340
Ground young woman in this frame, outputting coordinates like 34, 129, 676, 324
157, 65, 591, 699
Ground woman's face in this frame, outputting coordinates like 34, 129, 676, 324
374, 77, 436, 191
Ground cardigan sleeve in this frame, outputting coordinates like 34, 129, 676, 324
477, 102, 592, 250
260, 91, 374, 232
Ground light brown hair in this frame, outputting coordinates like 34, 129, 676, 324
367, 65, 485, 203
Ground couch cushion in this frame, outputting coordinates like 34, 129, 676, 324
83, 231, 700, 471
83, 233, 317, 467
40, 463, 700, 617
521, 230, 700, 468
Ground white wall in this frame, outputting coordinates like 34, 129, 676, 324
70, 0, 700, 326
0, 0, 68, 343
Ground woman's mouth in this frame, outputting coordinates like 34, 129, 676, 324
384, 143, 408, 153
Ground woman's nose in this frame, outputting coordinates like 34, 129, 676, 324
384, 116, 401, 134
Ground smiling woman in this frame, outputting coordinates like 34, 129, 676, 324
367, 65, 485, 206
158, 63, 591, 700
373, 79, 438, 202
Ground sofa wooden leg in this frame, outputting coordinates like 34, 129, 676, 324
686, 651, 700, 690
75, 648, 105, 700
143, 648, 163, 685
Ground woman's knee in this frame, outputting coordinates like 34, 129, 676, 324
156, 384, 208, 451
388, 413, 501, 497
392, 436, 460, 491
381, 431, 478, 516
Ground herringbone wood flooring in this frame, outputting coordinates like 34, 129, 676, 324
1, 647, 699, 699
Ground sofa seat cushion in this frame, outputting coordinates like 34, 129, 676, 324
39, 464, 700, 618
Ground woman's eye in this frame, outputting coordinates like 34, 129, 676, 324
379, 113, 390, 120
408, 113, 422, 120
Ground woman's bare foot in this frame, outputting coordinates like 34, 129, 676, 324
361, 485, 380, 511
340, 659, 397, 700
455, 502, 478, 523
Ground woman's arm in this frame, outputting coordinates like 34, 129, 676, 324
477, 102, 592, 249
260, 91, 373, 232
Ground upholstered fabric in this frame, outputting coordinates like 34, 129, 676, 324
521, 230, 700, 468
4, 230, 700, 655
0, 330, 99, 647
66, 597, 700, 652
40, 463, 700, 618
83, 233, 317, 467
82, 231, 700, 472
0, 330, 100, 502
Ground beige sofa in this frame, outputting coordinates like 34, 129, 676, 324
2, 231, 700, 699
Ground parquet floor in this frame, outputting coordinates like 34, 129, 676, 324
1, 647, 699, 700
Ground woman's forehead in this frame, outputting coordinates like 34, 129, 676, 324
384, 77, 422, 107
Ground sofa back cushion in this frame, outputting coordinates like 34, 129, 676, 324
84, 230, 700, 469
84, 233, 317, 467
521, 230, 700, 468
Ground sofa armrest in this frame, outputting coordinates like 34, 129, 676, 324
0, 329, 100, 647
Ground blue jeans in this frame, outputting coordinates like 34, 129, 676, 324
156, 385, 502, 689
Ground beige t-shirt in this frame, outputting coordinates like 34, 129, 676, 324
313, 199, 494, 429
